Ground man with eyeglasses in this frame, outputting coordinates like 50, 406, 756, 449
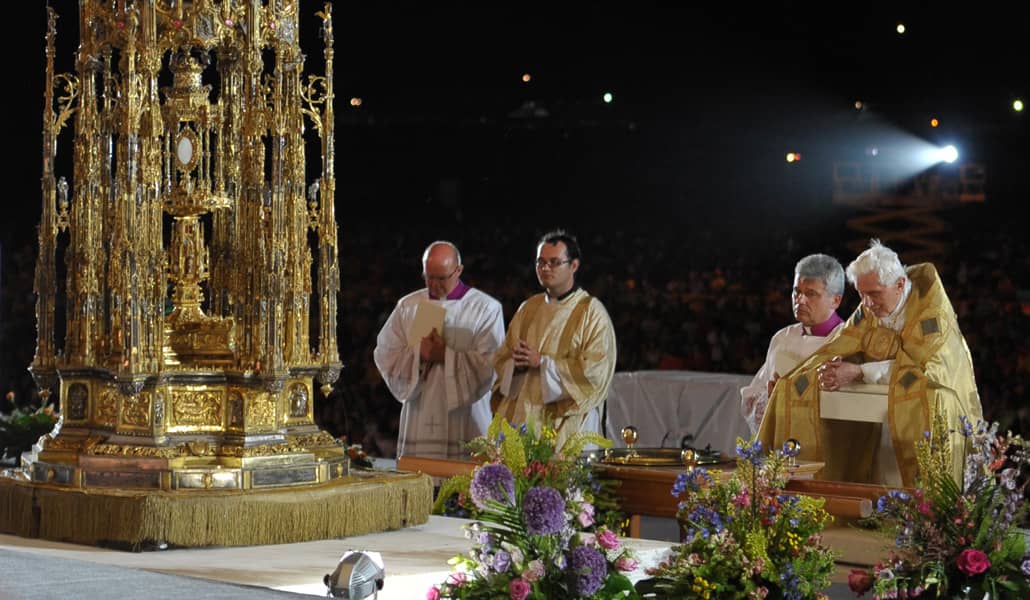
373, 241, 504, 459
740, 253, 846, 435
491, 229, 617, 449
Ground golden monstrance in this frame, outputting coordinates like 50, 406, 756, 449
0, 1, 430, 548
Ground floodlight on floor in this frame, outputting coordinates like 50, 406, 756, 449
324, 550, 385, 599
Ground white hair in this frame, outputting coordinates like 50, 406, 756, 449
846, 239, 906, 287
421, 240, 462, 268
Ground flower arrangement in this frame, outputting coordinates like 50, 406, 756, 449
433, 416, 627, 531
334, 435, 374, 469
849, 412, 1030, 599
635, 438, 838, 599
428, 416, 640, 599
0, 396, 59, 461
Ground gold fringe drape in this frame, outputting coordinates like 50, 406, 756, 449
0, 472, 432, 548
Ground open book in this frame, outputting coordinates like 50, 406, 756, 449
407, 300, 446, 349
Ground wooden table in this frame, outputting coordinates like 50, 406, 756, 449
593, 460, 859, 537
397, 456, 875, 538
397, 456, 477, 481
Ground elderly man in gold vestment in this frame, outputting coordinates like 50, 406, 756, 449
492, 230, 617, 449
757, 240, 981, 486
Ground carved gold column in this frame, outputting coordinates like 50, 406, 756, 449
28, 0, 346, 493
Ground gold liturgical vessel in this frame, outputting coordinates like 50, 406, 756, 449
602, 425, 726, 466
0, 0, 431, 548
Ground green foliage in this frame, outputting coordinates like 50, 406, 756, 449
429, 417, 637, 600
437, 414, 625, 534
432, 474, 471, 514
636, 438, 838, 600
854, 415, 1030, 599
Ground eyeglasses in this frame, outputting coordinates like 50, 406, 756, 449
535, 258, 571, 269
424, 265, 460, 283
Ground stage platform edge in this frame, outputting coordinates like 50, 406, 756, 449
0, 468, 433, 549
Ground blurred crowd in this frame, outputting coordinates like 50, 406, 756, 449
2, 204, 1026, 457
319, 204, 1028, 457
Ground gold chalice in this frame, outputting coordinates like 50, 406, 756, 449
621, 426, 639, 462
680, 447, 697, 466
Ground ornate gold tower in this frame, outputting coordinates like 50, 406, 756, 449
0, 1, 432, 549
29, 1, 347, 495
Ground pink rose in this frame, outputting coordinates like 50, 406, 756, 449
426, 585, 441, 600
955, 548, 991, 576
524, 559, 545, 582
615, 556, 638, 572
597, 528, 621, 550
509, 577, 531, 600
447, 571, 467, 586
847, 569, 873, 596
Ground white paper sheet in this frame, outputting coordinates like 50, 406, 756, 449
407, 300, 446, 349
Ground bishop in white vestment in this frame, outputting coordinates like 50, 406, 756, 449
741, 253, 846, 435
374, 242, 504, 459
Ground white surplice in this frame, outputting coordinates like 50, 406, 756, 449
740, 320, 843, 435
373, 287, 504, 459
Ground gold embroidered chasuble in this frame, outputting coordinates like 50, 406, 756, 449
492, 288, 617, 449
757, 263, 981, 486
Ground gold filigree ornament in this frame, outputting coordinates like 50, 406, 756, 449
22, 2, 349, 502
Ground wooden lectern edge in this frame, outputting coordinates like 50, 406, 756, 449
782, 491, 873, 520
786, 479, 916, 503
397, 456, 476, 479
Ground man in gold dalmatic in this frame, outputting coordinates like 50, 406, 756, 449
758, 239, 981, 486
492, 230, 617, 449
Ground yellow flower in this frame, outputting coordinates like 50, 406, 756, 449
692, 576, 716, 599
744, 530, 769, 564
499, 419, 527, 471
785, 531, 801, 551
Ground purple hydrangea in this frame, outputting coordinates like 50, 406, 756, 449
522, 486, 566, 535
470, 463, 515, 510
568, 545, 606, 596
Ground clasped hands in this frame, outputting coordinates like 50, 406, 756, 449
419, 328, 446, 364
512, 339, 542, 372
816, 356, 863, 391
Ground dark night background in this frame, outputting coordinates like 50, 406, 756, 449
2, 2, 1026, 452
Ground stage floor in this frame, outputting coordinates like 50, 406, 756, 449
0, 515, 673, 598
0, 457, 911, 598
